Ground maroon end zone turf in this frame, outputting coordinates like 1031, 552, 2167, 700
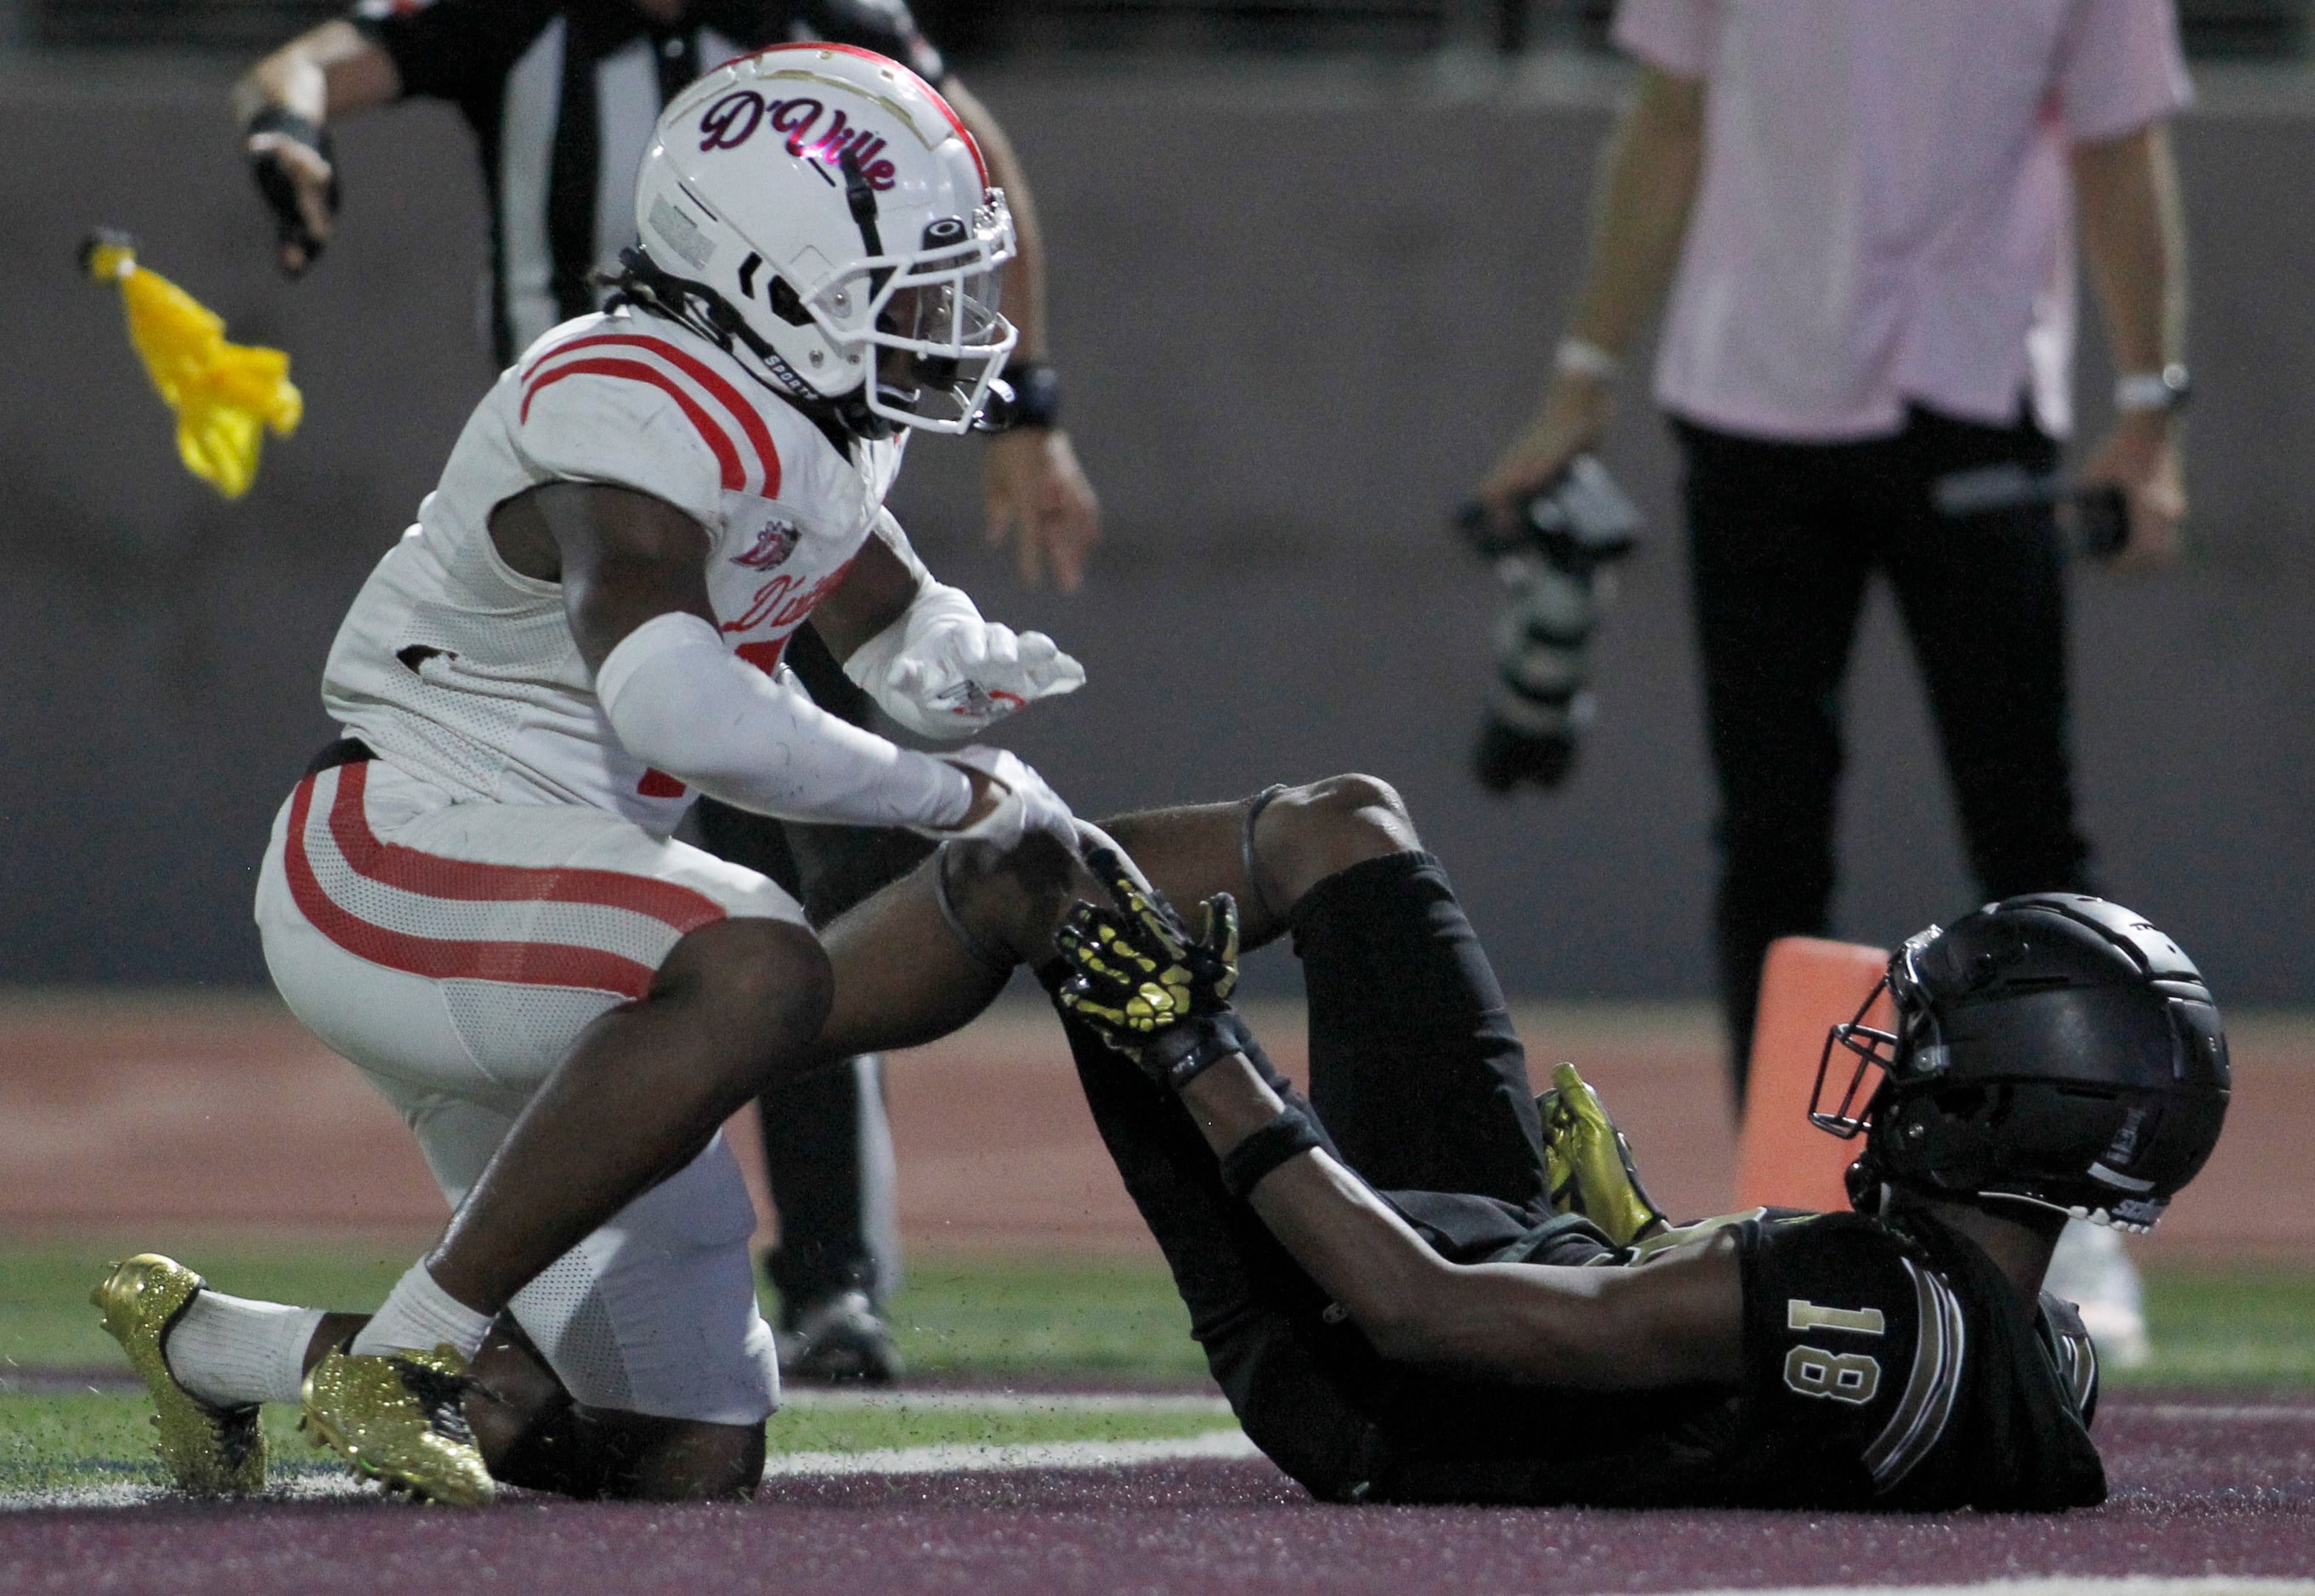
7, 1399, 2313, 1596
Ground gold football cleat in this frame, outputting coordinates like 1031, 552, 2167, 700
1538, 1061, 1671, 1250
90, 1254, 269, 1496
301, 1344, 495, 1507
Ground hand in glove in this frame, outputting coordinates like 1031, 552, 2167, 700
917, 744, 1078, 852
849, 577, 1086, 741
1055, 841, 1242, 1090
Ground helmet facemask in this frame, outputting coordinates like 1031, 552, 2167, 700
810, 202, 1016, 433
1806, 898, 2230, 1235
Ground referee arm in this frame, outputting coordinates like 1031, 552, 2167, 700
232, 21, 401, 276
942, 76, 1104, 594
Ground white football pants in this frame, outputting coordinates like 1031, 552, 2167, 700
255, 755, 802, 1425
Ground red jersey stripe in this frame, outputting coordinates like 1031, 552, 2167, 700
527, 333, 782, 497
282, 774, 660, 1000
523, 357, 745, 494
322, 761, 727, 931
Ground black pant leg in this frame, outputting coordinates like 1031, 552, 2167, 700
693, 627, 934, 1312
1678, 420, 1876, 1098
1040, 972, 1393, 1500
1882, 410, 2093, 902
1292, 852, 1549, 1217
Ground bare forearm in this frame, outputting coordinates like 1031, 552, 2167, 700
944, 76, 1050, 360
233, 20, 399, 127
1176, 1050, 1743, 1386
1565, 65, 1705, 355
1180, 1059, 1469, 1350
2074, 122, 2187, 376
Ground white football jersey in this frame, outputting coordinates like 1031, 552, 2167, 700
320, 308, 908, 833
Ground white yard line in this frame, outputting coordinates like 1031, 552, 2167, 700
761, 1429, 1261, 1478
778, 1389, 1231, 1415
2120, 1405, 2315, 1423
0, 1471, 373, 1513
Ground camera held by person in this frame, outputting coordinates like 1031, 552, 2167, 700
1455, 455, 1643, 794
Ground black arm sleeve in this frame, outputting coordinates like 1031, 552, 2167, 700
787, 0, 946, 82
348, 0, 567, 105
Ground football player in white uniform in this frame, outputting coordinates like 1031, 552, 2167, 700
94, 47, 1082, 1504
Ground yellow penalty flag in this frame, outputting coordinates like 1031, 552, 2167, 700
82, 231, 303, 500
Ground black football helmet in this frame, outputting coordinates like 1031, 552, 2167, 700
1809, 894, 2229, 1232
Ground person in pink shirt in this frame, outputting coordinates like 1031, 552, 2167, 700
1476, 0, 2192, 1101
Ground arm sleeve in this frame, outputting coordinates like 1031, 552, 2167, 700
597, 611, 973, 829
349, 0, 560, 105
512, 367, 728, 530
2053, 0, 2193, 143
790, 0, 947, 83
1611, 0, 1715, 78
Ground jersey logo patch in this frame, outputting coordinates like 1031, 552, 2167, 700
733, 518, 801, 569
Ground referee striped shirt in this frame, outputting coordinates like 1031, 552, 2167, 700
351, 0, 947, 365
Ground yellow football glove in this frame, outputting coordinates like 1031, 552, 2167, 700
83, 230, 303, 499
1056, 842, 1242, 1089
1537, 1061, 1669, 1249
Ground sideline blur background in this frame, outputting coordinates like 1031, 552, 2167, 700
2, 0, 2310, 1007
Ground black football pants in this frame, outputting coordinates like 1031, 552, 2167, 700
1677, 406, 2094, 1099
693, 626, 935, 1316
1048, 850, 1702, 1504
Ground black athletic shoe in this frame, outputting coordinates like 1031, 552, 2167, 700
774, 1289, 903, 1385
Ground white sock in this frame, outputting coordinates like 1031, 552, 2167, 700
162, 1291, 327, 1407
350, 1261, 493, 1363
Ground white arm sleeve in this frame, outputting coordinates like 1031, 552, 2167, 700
597, 611, 973, 830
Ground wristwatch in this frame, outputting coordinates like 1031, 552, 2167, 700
2114, 364, 2191, 414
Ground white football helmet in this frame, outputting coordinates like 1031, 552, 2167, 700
631, 43, 1016, 434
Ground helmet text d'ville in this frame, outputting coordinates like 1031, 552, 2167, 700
698, 92, 898, 190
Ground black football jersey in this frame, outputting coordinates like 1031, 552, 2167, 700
1713, 1209, 2104, 1509
1359, 1208, 2103, 1512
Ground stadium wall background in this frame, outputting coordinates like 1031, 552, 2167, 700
3, 58, 2310, 1005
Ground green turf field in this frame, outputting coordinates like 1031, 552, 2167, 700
3, 1238, 2309, 1498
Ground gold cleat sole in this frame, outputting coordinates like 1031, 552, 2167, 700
90, 1254, 268, 1496
300, 1345, 495, 1508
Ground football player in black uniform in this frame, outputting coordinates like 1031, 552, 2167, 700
802, 773, 2228, 1509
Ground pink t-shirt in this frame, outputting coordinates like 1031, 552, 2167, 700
1616, 0, 2190, 439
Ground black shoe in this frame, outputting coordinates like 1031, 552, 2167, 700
774, 1289, 903, 1385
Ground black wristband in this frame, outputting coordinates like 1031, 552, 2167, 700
246, 105, 332, 161
1143, 1010, 1247, 1092
1219, 1105, 1324, 1199
984, 360, 1061, 431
